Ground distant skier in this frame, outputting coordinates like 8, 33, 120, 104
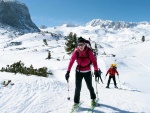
105, 64, 119, 88
65, 37, 101, 108
98, 68, 102, 76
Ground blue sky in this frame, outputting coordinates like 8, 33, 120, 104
19, 0, 150, 27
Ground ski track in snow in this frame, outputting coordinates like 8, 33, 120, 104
0, 53, 150, 113
127, 57, 150, 71
1, 73, 150, 113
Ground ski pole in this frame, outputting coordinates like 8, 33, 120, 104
118, 76, 121, 88
103, 73, 107, 84
91, 71, 94, 77
100, 75, 106, 87
95, 81, 99, 99
67, 81, 70, 100
104, 75, 106, 82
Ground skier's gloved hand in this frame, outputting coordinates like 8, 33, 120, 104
94, 70, 100, 82
65, 71, 70, 82
117, 74, 119, 76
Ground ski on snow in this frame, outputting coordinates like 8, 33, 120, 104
87, 98, 100, 113
70, 101, 84, 113
70, 98, 100, 113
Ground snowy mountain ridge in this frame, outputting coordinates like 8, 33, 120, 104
86, 19, 150, 29
45, 19, 150, 45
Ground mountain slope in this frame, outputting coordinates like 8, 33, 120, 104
0, 30, 150, 112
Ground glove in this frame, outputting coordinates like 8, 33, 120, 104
117, 74, 119, 76
65, 71, 70, 82
94, 70, 103, 83
94, 70, 100, 82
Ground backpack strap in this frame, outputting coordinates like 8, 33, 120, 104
86, 48, 92, 64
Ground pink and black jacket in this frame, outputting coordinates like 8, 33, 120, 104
67, 46, 98, 72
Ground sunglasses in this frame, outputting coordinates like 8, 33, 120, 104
78, 43, 85, 46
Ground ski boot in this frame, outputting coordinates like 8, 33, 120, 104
70, 103, 81, 113
106, 86, 109, 88
91, 99, 96, 107
72, 103, 80, 109
115, 86, 118, 88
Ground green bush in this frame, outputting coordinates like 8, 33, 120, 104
142, 36, 145, 42
64, 32, 77, 55
43, 39, 48, 45
0, 60, 52, 77
45, 51, 51, 59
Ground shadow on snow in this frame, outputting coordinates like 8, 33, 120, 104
78, 103, 132, 113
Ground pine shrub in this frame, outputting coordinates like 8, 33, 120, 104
64, 32, 77, 55
0, 60, 52, 77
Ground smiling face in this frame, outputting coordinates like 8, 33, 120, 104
78, 42, 86, 51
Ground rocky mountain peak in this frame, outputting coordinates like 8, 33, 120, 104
0, 0, 40, 33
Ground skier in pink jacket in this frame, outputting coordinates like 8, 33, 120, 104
65, 37, 101, 107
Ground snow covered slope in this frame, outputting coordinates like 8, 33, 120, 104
45, 19, 150, 43
0, 22, 150, 112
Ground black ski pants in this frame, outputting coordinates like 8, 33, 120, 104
107, 76, 117, 87
74, 71, 96, 103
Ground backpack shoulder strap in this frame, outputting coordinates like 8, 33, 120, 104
86, 47, 92, 64
76, 49, 79, 59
